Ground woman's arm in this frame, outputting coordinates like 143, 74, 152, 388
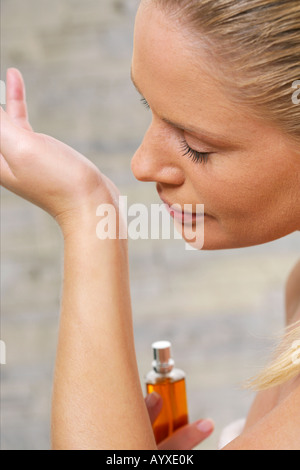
1, 68, 215, 450
51, 203, 156, 449
1, 68, 156, 450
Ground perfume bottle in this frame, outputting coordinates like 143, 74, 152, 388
145, 341, 189, 444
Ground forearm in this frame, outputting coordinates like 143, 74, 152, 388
0, 71, 155, 450
51, 199, 156, 450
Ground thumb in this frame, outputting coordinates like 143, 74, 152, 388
145, 392, 163, 425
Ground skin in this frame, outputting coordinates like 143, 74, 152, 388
131, 3, 300, 448
0, 1, 299, 450
131, 2, 300, 251
0, 71, 213, 449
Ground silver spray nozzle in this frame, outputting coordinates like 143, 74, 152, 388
152, 340, 175, 373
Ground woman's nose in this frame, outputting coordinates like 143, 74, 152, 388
131, 124, 185, 185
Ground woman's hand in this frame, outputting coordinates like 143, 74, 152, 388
1, 68, 158, 449
145, 392, 214, 450
0, 68, 119, 233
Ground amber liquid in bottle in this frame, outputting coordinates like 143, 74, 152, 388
145, 341, 189, 445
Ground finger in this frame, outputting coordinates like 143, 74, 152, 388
6, 68, 32, 130
0, 106, 34, 165
145, 392, 163, 425
158, 419, 214, 451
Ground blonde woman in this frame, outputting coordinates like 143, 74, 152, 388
1, 0, 300, 450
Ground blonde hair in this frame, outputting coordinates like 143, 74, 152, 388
246, 321, 300, 391
149, 0, 300, 389
150, 0, 300, 148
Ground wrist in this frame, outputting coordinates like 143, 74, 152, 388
56, 189, 127, 244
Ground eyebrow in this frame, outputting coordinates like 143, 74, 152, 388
130, 69, 244, 150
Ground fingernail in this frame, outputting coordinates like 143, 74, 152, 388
196, 419, 214, 433
145, 392, 161, 408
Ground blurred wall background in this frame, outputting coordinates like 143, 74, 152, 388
1, 0, 299, 450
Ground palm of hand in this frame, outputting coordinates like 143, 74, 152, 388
0, 68, 117, 225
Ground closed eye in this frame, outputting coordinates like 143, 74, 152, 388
180, 139, 210, 164
138, 94, 210, 164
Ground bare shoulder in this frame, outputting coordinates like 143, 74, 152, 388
285, 259, 300, 325
223, 378, 300, 450
225, 259, 300, 450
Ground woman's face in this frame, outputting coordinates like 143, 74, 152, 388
130, 2, 300, 250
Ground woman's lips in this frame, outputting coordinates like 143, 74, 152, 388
159, 196, 206, 224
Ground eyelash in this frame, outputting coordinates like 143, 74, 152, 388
140, 97, 210, 164
140, 97, 150, 109
180, 139, 210, 165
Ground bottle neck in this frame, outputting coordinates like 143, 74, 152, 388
152, 358, 174, 374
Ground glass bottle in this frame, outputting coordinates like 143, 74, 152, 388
145, 340, 189, 444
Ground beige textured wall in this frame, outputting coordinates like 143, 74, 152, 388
1, 0, 299, 450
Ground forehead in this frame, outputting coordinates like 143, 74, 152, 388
132, 2, 266, 147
